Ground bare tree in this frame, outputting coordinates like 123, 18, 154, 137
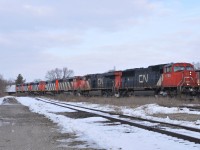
0, 74, 7, 95
55, 68, 62, 79
46, 70, 56, 80
63, 67, 74, 79
45, 67, 74, 80
33, 79, 42, 83
193, 62, 200, 70
7, 78, 15, 86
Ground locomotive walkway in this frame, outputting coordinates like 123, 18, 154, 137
0, 97, 75, 150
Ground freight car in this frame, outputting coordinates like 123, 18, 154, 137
16, 62, 199, 97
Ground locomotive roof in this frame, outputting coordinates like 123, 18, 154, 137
123, 64, 166, 72
164, 62, 193, 67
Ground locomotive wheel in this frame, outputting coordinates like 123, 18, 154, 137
127, 91, 134, 97
114, 92, 120, 98
102, 91, 108, 97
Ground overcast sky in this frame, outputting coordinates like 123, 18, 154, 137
0, 0, 200, 82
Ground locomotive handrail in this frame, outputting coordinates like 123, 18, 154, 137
177, 76, 195, 92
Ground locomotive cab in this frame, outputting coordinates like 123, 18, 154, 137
162, 63, 198, 94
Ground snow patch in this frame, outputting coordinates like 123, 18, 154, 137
15, 97, 200, 150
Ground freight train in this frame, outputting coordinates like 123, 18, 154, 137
16, 62, 200, 97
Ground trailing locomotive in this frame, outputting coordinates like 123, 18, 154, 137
16, 62, 199, 97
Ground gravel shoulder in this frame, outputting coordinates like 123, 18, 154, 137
1, 95, 199, 150
0, 97, 79, 150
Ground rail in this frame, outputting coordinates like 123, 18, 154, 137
35, 97, 200, 144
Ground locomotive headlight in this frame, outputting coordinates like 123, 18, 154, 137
189, 71, 192, 76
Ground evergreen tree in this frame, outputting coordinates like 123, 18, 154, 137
15, 74, 26, 85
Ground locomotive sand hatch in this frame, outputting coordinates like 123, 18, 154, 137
16, 62, 200, 99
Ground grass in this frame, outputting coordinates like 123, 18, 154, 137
46, 94, 200, 108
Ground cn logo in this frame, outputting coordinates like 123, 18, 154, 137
139, 74, 148, 83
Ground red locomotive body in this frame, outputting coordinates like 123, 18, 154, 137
79, 77, 90, 91
114, 71, 122, 90
28, 83, 33, 92
73, 76, 82, 91
38, 81, 46, 92
55, 80, 59, 92
162, 63, 198, 94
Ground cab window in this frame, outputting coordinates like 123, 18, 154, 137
164, 66, 172, 73
174, 66, 185, 72
186, 66, 194, 71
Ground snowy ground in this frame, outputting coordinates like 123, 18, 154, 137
1, 96, 200, 150
65, 101, 200, 129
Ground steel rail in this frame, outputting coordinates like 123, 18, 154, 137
35, 98, 200, 144
39, 97, 200, 133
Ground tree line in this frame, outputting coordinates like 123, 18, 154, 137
15, 67, 74, 85
193, 62, 200, 70
45, 67, 74, 81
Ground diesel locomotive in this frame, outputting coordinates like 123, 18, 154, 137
16, 62, 200, 97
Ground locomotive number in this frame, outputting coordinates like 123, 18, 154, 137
139, 74, 148, 83
166, 74, 171, 78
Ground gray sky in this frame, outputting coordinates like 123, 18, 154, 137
0, 0, 200, 82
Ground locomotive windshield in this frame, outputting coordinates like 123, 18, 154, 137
174, 66, 185, 72
174, 66, 194, 72
186, 66, 194, 71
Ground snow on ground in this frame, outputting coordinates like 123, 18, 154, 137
121, 104, 200, 128
0, 96, 15, 105
0, 97, 3, 105
14, 97, 200, 150
63, 101, 200, 129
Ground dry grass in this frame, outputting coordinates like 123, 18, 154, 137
8, 92, 200, 108
46, 94, 200, 108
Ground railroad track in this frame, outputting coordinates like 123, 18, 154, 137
35, 97, 200, 144
179, 106, 200, 112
